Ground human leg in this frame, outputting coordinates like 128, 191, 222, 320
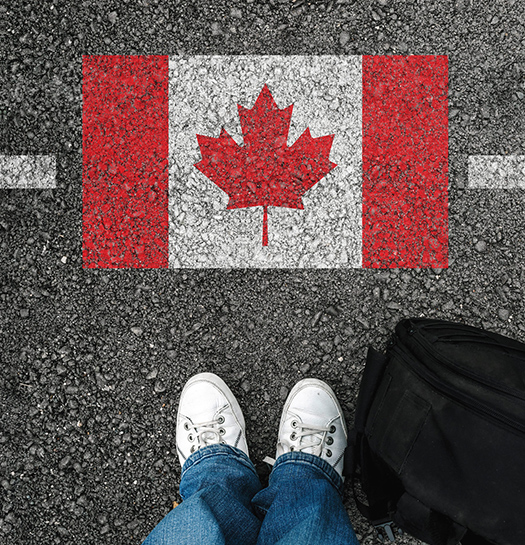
252, 379, 360, 545
142, 373, 263, 545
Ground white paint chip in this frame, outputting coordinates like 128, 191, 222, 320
0, 155, 57, 189
468, 156, 525, 189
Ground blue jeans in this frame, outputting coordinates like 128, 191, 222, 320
142, 444, 360, 545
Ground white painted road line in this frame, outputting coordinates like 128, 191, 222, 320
0, 155, 56, 189
468, 155, 525, 189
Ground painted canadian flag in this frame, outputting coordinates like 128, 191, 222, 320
82, 55, 449, 269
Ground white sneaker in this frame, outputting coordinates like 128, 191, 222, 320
176, 373, 249, 466
275, 378, 347, 477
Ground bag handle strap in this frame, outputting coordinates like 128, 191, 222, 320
348, 430, 398, 540
344, 347, 389, 477
345, 347, 397, 538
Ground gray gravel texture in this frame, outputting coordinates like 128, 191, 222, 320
2, 0, 525, 544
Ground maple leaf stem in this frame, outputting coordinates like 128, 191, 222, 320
262, 205, 268, 246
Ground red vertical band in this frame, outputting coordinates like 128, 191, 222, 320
82, 55, 169, 268
362, 56, 449, 268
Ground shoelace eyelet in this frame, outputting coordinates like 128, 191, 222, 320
326, 449, 332, 457
290, 432, 297, 441
290, 446, 295, 451
326, 436, 333, 445
329, 425, 336, 434
188, 434, 195, 442
219, 428, 226, 435
190, 445, 196, 453
218, 416, 225, 424
291, 420, 298, 428
184, 422, 190, 431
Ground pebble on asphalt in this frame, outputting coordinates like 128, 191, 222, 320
146, 369, 158, 380
59, 455, 71, 470
498, 309, 510, 321
154, 380, 166, 393
475, 240, 487, 253
339, 30, 350, 46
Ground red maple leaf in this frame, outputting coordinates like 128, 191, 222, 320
194, 84, 337, 246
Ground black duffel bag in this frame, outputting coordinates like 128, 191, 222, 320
345, 318, 525, 545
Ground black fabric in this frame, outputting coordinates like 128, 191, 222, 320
356, 437, 403, 522
393, 493, 467, 545
354, 347, 389, 432
349, 318, 525, 545
460, 530, 497, 545
344, 347, 388, 478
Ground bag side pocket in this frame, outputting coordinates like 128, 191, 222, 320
380, 390, 431, 474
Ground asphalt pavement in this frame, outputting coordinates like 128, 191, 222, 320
1, 1, 525, 543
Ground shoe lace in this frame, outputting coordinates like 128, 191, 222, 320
187, 418, 224, 449
264, 422, 332, 467
291, 422, 331, 456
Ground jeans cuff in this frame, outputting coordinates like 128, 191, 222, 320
270, 451, 345, 497
181, 444, 258, 479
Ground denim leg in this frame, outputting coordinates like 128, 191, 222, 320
142, 444, 263, 545
252, 452, 360, 545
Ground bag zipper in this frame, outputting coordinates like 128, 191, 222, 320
392, 345, 525, 436
409, 320, 525, 354
408, 326, 525, 402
